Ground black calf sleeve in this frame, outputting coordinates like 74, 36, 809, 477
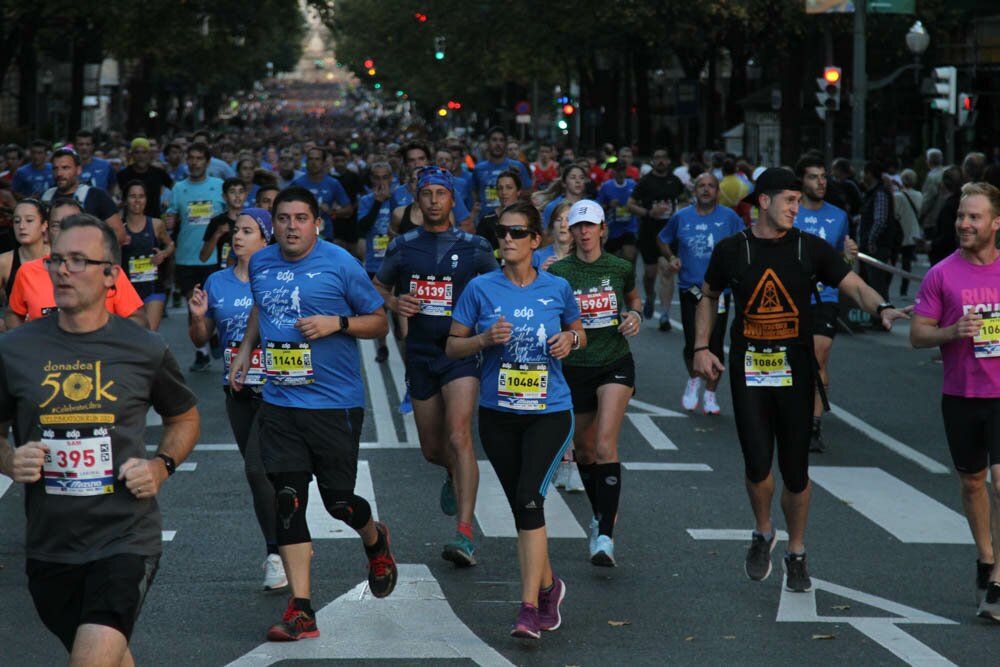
318, 485, 372, 530
270, 471, 312, 546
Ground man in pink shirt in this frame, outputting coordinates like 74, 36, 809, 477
911, 181, 1000, 622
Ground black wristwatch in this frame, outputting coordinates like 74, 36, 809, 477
155, 453, 176, 477
340, 315, 350, 332
876, 302, 895, 317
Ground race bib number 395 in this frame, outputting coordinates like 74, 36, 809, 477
41, 427, 114, 496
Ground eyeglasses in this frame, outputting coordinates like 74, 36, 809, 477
495, 225, 533, 241
44, 254, 113, 273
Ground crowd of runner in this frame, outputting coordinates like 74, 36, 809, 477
0, 118, 998, 662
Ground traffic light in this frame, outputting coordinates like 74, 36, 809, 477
562, 103, 576, 116
959, 92, 976, 126
414, 12, 427, 22
434, 36, 446, 61
437, 107, 448, 117
931, 66, 957, 114
367, 68, 376, 76
363, 59, 374, 69
557, 119, 568, 131
374, 82, 381, 90
447, 101, 462, 110
815, 66, 841, 119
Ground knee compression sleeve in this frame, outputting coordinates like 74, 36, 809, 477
318, 486, 372, 530
271, 472, 312, 546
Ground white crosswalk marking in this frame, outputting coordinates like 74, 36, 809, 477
307, 461, 378, 539
687, 528, 790, 542
624, 462, 712, 471
177, 462, 197, 471
358, 339, 399, 446
383, 336, 418, 443
0, 477, 11, 500
810, 466, 972, 544
145, 407, 162, 427
474, 461, 585, 538
162, 531, 176, 541
626, 414, 677, 450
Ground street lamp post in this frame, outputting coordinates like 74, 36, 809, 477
905, 21, 930, 85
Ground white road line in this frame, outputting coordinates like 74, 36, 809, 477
145, 407, 162, 427
226, 564, 512, 667
384, 338, 418, 443
810, 466, 972, 544
829, 404, 949, 474
358, 339, 399, 446
162, 531, 176, 542
0, 477, 11, 499
623, 462, 712, 472
177, 462, 197, 472
145, 443, 416, 452
627, 414, 677, 450
307, 461, 378, 539
687, 528, 790, 542
627, 397, 686, 417
475, 461, 585, 538
777, 576, 957, 667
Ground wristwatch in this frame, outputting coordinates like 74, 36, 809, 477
340, 315, 350, 332
876, 302, 895, 317
155, 453, 176, 477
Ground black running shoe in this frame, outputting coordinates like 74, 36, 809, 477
979, 582, 1000, 622
266, 598, 319, 641
745, 531, 777, 581
367, 521, 398, 598
977, 560, 994, 605
809, 429, 826, 454
783, 552, 813, 592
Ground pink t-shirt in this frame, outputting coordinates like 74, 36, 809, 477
914, 250, 1000, 398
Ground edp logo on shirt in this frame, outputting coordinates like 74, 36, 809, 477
514, 307, 535, 319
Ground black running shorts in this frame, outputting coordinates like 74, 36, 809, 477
941, 394, 1000, 474
562, 354, 636, 413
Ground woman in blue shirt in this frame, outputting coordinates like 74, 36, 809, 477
447, 201, 585, 640
188, 208, 286, 592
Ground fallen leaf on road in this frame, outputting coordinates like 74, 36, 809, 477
723, 635, 736, 640
812, 634, 836, 640
608, 620, 632, 627
831, 605, 850, 611
685, 636, 696, 641
707, 550, 718, 555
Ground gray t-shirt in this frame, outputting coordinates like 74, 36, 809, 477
0, 316, 197, 564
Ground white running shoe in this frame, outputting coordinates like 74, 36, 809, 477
702, 390, 721, 415
565, 464, 585, 493
262, 554, 288, 591
682, 377, 701, 411
553, 461, 571, 489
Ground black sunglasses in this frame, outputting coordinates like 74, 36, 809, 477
495, 225, 533, 241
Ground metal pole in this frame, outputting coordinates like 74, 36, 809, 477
944, 113, 955, 165
851, 1, 867, 165
824, 24, 834, 167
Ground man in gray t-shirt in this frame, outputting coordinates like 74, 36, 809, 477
0, 214, 199, 663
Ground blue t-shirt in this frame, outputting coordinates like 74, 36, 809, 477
453, 172, 473, 210
357, 193, 392, 274
167, 176, 226, 266
658, 205, 745, 291
250, 241, 384, 409
794, 202, 849, 303
204, 268, 255, 386
533, 245, 555, 270
597, 178, 638, 238
542, 196, 565, 229
376, 227, 498, 358
453, 270, 579, 413
12, 163, 54, 197
291, 174, 350, 240
167, 163, 189, 182
472, 159, 533, 220
80, 157, 114, 190
391, 185, 471, 224
207, 157, 235, 180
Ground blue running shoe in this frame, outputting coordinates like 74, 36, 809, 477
399, 390, 412, 414
442, 532, 476, 567
440, 475, 457, 516
590, 534, 616, 567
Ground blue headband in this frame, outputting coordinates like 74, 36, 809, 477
238, 207, 272, 242
416, 166, 454, 194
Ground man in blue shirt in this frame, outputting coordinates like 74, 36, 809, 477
792, 154, 857, 453
472, 127, 532, 223
291, 147, 351, 243
598, 159, 639, 263
436, 147, 473, 210
167, 142, 226, 371
374, 166, 498, 567
230, 186, 397, 642
357, 161, 397, 362
75, 130, 115, 192
11, 140, 53, 197
164, 142, 189, 183
658, 172, 744, 415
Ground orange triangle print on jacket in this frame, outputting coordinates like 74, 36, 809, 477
743, 268, 799, 340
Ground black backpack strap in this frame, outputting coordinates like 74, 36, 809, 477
797, 231, 831, 412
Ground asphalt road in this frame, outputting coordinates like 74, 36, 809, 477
0, 263, 997, 666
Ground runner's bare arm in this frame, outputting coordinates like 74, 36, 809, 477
838, 272, 912, 329
120, 405, 200, 497
3, 309, 25, 331
0, 421, 48, 483
910, 312, 980, 348
296, 307, 388, 341
692, 282, 725, 380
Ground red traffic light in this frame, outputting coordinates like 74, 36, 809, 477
415, 13, 428, 22
447, 101, 462, 110
562, 103, 575, 115
363, 59, 374, 69
962, 95, 973, 111
823, 67, 842, 84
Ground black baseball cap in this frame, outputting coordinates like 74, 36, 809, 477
743, 167, 802, 206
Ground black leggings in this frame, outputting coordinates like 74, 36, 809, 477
478, 407, 574, 531
225, 390, 277, 549
728, 347, 814, 493
680, 290, 729, 364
